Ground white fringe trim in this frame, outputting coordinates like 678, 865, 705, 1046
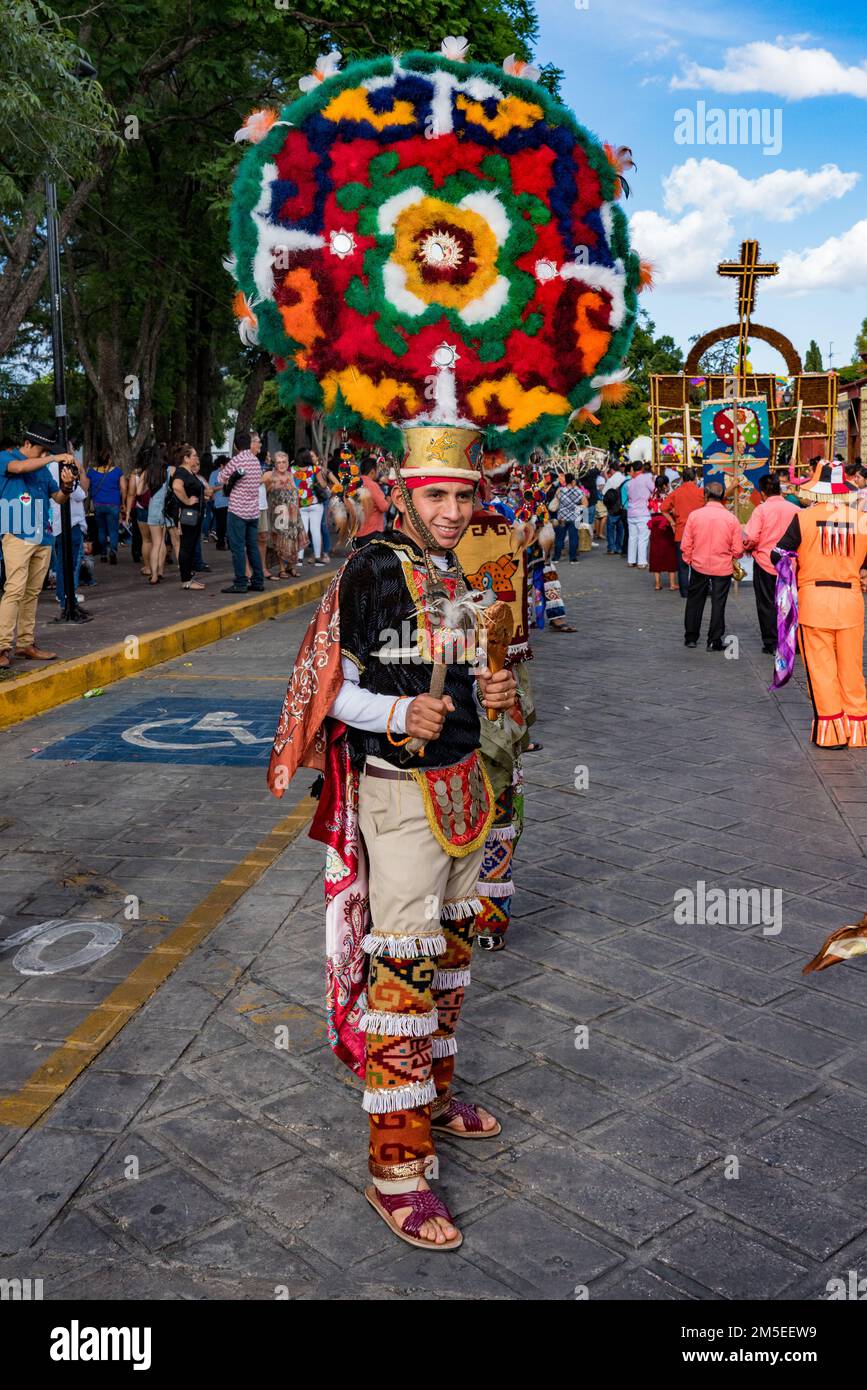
432, 1035, 458, 1058
433, 966, 471, 990
476, 880, 515, 898
440, 896, 482, 920
487, 824, 516, 841
362, 933, 447, 958
362, 1079, 437, 1113
359, 1008, 438, 1037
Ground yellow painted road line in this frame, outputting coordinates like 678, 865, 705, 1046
0, 572, 332, 731
0, 796, 318, 1133
139, 672, 289, 682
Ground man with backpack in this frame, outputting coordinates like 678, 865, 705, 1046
602, 463, 626, 555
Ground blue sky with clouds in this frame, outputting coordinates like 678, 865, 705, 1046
534, 0, 867, 372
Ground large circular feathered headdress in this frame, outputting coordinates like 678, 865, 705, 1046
228, 41, 646, 472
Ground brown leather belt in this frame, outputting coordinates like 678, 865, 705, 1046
363, 763, 415, 781
812, 580, 852, 589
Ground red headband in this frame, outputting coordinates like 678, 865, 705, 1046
400, 475, 475, 490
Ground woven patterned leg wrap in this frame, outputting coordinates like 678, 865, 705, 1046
431, 914, 475, 1095
366, 948, 438, 1179
475, 789, 516, 942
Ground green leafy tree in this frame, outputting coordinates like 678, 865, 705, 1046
29, 0, 554, 467
581, 311, 683, 453
0, 1, 119, 357
804, 339, 823, 371
853, 316, 867, 365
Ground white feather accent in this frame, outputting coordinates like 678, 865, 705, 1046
559, 261, 627, 330
377, 184, 427, 235
382, 259, 427, 316
362, 1079, 437, 1113
359, 1009, 439, 1036
463, 75, 504, 101
430, 70, 456, 136
458, 190, 510, 246
592, 365, 632, 388
433, 366, 458, 423
222, 252, 238, 278
250, 163, 325, 301
441, 35, 469, 61
458, 275, 510, 325
238, 317, 259, 347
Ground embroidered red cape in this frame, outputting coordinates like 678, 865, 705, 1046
267, 563, 369, 1075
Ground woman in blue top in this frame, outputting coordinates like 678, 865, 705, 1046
89, 447, 127, 563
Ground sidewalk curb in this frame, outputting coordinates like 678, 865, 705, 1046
0, 573, 333, 730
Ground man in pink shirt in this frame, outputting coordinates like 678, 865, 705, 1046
681, 481, 745, 650
743, 473, 799, 653
353, 455, 390, 548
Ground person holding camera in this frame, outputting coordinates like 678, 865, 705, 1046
0, 423, 78, 666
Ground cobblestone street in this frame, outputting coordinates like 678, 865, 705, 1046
2, 550, 867, 1300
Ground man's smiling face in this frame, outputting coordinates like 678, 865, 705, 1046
393, 480, 477, 551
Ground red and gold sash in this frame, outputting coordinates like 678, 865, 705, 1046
410, 751, 494, 857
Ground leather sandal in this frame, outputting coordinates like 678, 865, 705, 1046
364, 1186, 462, 1250
431, 1097, 502, 1139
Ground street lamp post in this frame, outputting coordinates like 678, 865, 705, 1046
48, 57, 97, 624
44, 172, 82, 623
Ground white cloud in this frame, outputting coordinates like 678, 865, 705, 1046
672, 41, 867, 100
770, 219, 867, 294
630, 206, 729, 288
629, 159, 864, 292
663, 158, 859, 223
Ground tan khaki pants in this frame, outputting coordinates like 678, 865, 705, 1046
0, 536, 53, 652
358, 760, 485, 939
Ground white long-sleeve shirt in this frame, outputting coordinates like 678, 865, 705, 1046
326, 551, 492, 735
328, 656, 411, 734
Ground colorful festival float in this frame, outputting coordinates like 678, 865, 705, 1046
649, 239, 838, 502
227, 36, 644, 1007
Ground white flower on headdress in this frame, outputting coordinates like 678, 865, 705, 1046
502, 54, 541, 82
534, 258, 558, 283
298, 49, 342, 92
441, 36, 469, 61
432, 342, 460, 369
329, 229, 356, 259
234, 109, 280, 144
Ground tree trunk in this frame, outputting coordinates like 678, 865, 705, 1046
236, 353, 272, 434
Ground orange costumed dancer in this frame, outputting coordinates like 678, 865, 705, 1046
772, 462, 867, 749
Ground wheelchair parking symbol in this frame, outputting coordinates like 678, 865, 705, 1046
122, 710, 274, 751
33, 697, 283, 766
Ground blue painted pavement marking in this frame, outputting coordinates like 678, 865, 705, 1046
33, 697, 284, 766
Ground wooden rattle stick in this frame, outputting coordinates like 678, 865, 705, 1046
478, 601, 515, 721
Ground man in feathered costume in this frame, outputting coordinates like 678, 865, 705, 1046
269, 431, 516, 1250
229, 35, 644, 1248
